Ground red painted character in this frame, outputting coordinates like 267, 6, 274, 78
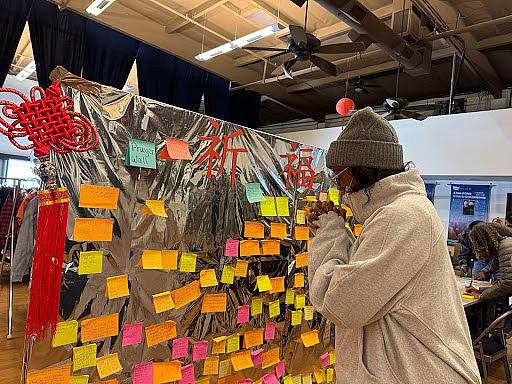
280, 143, 315, 190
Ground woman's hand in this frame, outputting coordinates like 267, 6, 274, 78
465, 286, 481, 299
308, 201, 345, 230
475, 271, 487, 281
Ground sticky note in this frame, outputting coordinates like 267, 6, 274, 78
270, 223, 287, 239
231, 351, 254, 371
295, 294, 306, 309
218, 359, 232, 379
152, 291, 175, 313
239, 240, 260, 256
79, 184, 119, 209
154, 361, 182, 383
77, 251, 103, 275
193, 340, 209, 362
284, 375, 293, 384
341, 204, 353, 217
269, 277, 285, 294
320, 352, 330, 369
260, 197, 277, 217
251, 297, 263, 316
326, 368, 334, 383
245, 183, 265, 203
276, 197, 290, 217
302, 374, 312, 384
237, 305, 250, 324
122, 322, 142, 347
285, 289, 295, 305
52, 320, 78, 347
143, 200, 168, 217
314, 369, 325, 384
262, 347, 280, 369
200, 269, 218, 287
294, 226, 310, 240
244, 328, 263, 348
291, 310, 302, 326
171, 280, 201, 309
354, 224, 363, 237
296, 210, 306, 225
179, 253, 197, 272
178, 363, 195, 384
27, 365, 71, 384
212, 336, 227, 354
261, 240, 280, 255
125, 139, 156, 169
251, 349, 263, 366
70, 375, 89, 384
305, 196, 317, 202
162, 250, 178, 270
328, 188, 340, 205
96, 353, 122, 378
295, 253, 309, 268
220, 265, 235, 284
319, 192, 328, 202
73, 218, 113, 242
196, 378, 209, 384
224, 239, 239, 257
264, 372, 280, 384
294, 273, 305, 288
329, 351, 336, 365
106, 274, 129, 299
269, 300, 280, 318
201, 293, 227, 313
235, 260, 249, 277
244, 221, 265, 239
145, 320, 177, 347
81, 314, 119, 342
73, 343, 97, 371
133, 362, 153, 384
265, 322, 276, 340
158, 137, 193, 161
276, 361, 286, 378
304, 306, 314, 321
142, 250, 163, 269
226, 334, 240, 353
301, 330, 320, 347
257, 275, 272, 292
172, 337, 189, 359
204, 356, 220, 375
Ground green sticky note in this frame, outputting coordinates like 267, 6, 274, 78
245, 183, 265, 203
276, 197, 290, 217
70, 375, 89, 384
260, 196, 277, 217
78, 251, 103, 275
328, 188, 340, 206
125, 139, 157, 169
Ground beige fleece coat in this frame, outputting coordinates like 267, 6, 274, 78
309, 170, 481, 384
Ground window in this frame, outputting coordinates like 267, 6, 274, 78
5, 159, 39, 189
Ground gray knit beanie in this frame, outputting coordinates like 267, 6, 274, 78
327, 107, 403, 170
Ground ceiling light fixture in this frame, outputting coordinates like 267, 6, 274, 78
86, 0, 117, 16
15, 60, 36, 81
195, 23, 284, 61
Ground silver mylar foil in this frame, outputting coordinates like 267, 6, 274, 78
24, 82, 334, 383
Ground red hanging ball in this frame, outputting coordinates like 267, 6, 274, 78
336, 98, 355, 116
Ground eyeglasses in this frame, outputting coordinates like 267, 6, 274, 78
329, 167, 349, 185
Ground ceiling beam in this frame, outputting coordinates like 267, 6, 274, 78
247, 0, 294, 27
165, 0, 230, 34
221, 3, 261, 29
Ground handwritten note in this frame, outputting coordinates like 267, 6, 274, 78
73, 343, 97, 371
224, 239, 239, 257
27, 365, 71, 384
296, 210, 306, 225
244, 221, 265, 238
329, 351, 336, 365
262, 347, 280, 369
251, 348, 263, 366
314, 369, 326, 384
257, 275, 272, 292
235, 260, 249, 277
172, 337, 189, 359
218, 360, 232, 379
125, 139, 156, 168
171, 280, 201, 309
178, 364, 195, 384
203, 356, 220, 375
122, 322, 142, 347
270, 223, 287, 239
291, 310, 302, 326
264, 372, 280, 384
52, 320, 78, 347
295, 294, 306, 309
251, 297, 263, 316
261, 240, 280, 255
328, 188, 340, 205
354, 224, 363, 237
158, 137, 193, 160
152, 291, 175, 313
285, 289, 295, 305
321, 352, 330, 369
81, 313, 119, 342
294, 226, 310, 241
133, 362, 153, 384
70, 375, 89, 384
73, 218, 113, 242
295, 252, 309, 268
212, 337, 227, 354
245, 183, 265, 203
276, 361, 286, 378
96, 353, 122, 378
142, 250, 163, 269
326, 368, 334, 383
231, 351, 254, 371
305, 196, 317, 202
301, 330, 320, 347
201, 293, 227, 313
142, 200, 168, 217
304, 306, 314, 321
106, 275, 129, 299
179, 253, 197, 272
78, 251, 103, 275
265, 322, 276, 340
237, 305, 250, 324
162, 250, 178, 270
193, 340, 209, 362
269, 300, 280, 318
226, 334, 240, 353
200, 269, 218, 287
79, 184, 119, 209
294, 273, 305, 288
260, 196, 277, 217
275, 197, 290, 217
154, 361, 182, 383
145, 320, 177, 347
244, 328, 263, 348
269, 277, 285, 294
303, 374, 313, 384
220, 265, 235, 285
239, 240, 261, 256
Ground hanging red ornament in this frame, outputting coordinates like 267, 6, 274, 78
336, 98, 355, 116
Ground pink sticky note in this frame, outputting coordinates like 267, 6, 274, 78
193, 340, 209, 362
178, 363, 195, 384
275, 361, 286, 378
225, 239, 239, 257
122, 322, 143, 347
237, 305, 250, 324
264, 372, 280, 384
264, 322, 276, 340
251, 348, 263, 366
133, 362, 153, 384
320, 352, 330, 368
172, 337, 189, 360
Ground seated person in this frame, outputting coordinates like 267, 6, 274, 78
458, 220, 484, 277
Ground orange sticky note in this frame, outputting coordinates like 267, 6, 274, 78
269, 277, 285, 294
202, 293, 227, 313
354, 224, 363, 237
294, 226, 310, 241
301, 330, 320, 347
27, 364, 71, 384
231, 351, 254, 371
145, 320, 177, 347
162, 250, 178, 270
79, 185, 119, 210
152, 291, 175, 313
234, 260, 249, 277
171, 280, 201, 309
244, 221, 265, 239
96, 353, 122, 378
200, 269, 218, 287
270, 223, 287, 239
106, 275, 129, 299
196, 377, 210, 384
81, 314, 119, 342
239, 240, 260, 256
154, 360, 182, 383
243, 328, 263, 348
142, 250, 163, 270
212, 337, 227, 355
294, 273, 305, 288
73, 218, 113, 242
261, 240, 280, 255
262, 347, 280, 369
142, 200, 168, 217
203, 356, 220, 375
295, 253, 309, 268
305, 196, 317, 202
158, 138, 193, 161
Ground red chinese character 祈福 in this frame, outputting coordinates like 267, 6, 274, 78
280, 143, 315, 190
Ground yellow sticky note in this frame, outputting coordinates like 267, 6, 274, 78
142, 250, 163, 269
341, 204, 353, 217
294, 273, 305, 288
52, 320, 78, 347
152, 291, 175, 313
257, 275, 272, 292
304, 306, 314, 321
78, 251, 103, 275
276, 197, 290, 217
234, 260, 249, 277
269, 300, 280, 318
301, 330, 320, 347
303, 374, 313, 384
326, 368, 334, 383
251, 297, 263, 316
295, 294, 306, 309
219, 359, 233, 378
319, 192, 328, 202
162, 250, 178, 270
202, 293, 227, 313
79, 184, 119, 209
81, 314, 119, 343
145, 320, 177, 347
73, 218, 113, 242
296, 210, 306, 225
154, 361, 182, 383
212, 336, 227, 354
226, 334, 240, 353
261, 240, 280, 255
292, 376, 302, 384
106, 275, 129, 299
179, 253, 197, 272
204, 356, 220, 375
284, 375, 293, 384
200, 269, 218, 287
27, 365, 71, 384
291, 310, 302, 326
295, 253, 309, 268
294, 226, 310, 241
262, 347, 280, 369
243, 328, 263, 348
269, 277, 285, 294
73, 343, 97, 371
96, 353, 122, 378
239, 240, 261, 256
328, 188, 340, 206
329, 351, 336, 365
231, 350, 254, 371
142, 200, 168, 217
314, 369, 326, 384
260, 197, 277, 217
305, 196, 317, 202
70, 375, 89, 384
220, 265, 235, 285
270, 223, 287, 239
285, 289, 295, 305
244, 221, 265, 239
171, 280, 202, 309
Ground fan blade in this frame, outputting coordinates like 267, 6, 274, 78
284, 58, 297, 71
381, 111, 393, 120
271, 59, 296, 78
310, 55, 340, 76
289, 25, 308, 47
401, 110, 427, 121
290, 0, 307, 6
317, 42, 366, 54
242, 47, 289, 52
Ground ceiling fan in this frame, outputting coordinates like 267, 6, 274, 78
381, 98, 429, 121
349, 78, 383, 94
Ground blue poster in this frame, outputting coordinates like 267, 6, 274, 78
448, 184, 490, 241
425, 183, 436, 204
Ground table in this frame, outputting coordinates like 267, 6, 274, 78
456, 276, 492, 307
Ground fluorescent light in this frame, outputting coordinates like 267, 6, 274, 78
195, 23, 284, 61
86, 0, 117, 16
16, 60, 36, 81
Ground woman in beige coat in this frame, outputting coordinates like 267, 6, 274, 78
308, 107, 480, 384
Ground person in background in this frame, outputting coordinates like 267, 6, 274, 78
307, 107, 480, 384
458, 220, 485, 277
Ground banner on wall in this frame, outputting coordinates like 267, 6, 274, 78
448, 184, 490, 241
425, 183, 436, 204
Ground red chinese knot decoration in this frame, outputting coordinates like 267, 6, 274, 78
336, 97, 355, 116
0, 81, 98, 157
